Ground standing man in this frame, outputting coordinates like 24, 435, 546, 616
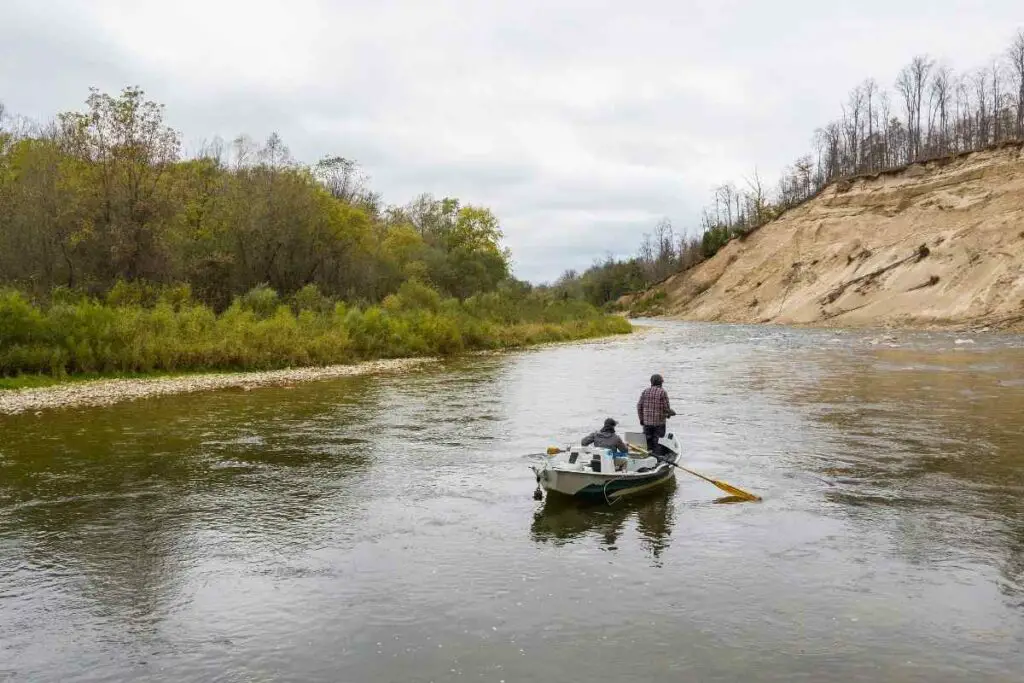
637, 373, 675, 455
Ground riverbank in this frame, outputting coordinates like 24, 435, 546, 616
0, 326, 645, 416
0, 280, 631, 394
0, 357, 438, 416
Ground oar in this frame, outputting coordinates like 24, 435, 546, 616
628, 443, 762, 502
522, 446, 567, 459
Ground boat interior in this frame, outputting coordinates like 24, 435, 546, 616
553, 430, 679, 475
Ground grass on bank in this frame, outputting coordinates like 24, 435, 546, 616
0, 281, 631, 388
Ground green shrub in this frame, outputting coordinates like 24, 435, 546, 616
107, 279, 160, 308
629, 290, 667, 316
0, 283, 632, 380
0, 290, 45, 347
292, 284, 332, 314
236, 284, 280, 319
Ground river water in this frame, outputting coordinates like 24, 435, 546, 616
1, 321, 1023, 682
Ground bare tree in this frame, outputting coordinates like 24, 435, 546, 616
197, 136, 226, 166
972, 68, 990, 146
897, 55, 934, 161
315, 156, 368, 203
991, 60, 1004, 143
929, 65, 953, 155
896, 66, 915, 161
843, 85, 865, 170
1010, 30, 1024, 137
877, 92, 893, 166
650, 218, 677, 279
744, 168, 768, 225
716, 184, 735, 226
814, 122, 842, 180
794, 156, 814, 199
953, 75, 967, 151
259, 132, 292, 169
231, 134, 257, 170
637, 232, 654, 265
864, 79, 879, 170
0, 102, 8, 155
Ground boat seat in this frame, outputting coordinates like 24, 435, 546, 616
626, 456, 659, 472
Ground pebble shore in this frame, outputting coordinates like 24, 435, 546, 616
0, 357, 437, 416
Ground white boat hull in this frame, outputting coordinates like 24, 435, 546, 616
531, 430, 681, 503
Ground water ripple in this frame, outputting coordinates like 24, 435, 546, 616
1, 322, 1023, 681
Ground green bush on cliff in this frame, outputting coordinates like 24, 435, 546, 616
701, 226, 733, 259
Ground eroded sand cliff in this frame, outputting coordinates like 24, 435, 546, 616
628, 144, 1024, 331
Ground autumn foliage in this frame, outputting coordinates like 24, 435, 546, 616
0, 88, 629, 380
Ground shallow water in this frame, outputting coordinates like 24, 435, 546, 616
1, 321, 1023, 682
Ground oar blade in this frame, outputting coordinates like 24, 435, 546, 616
712, 479, 761, 501
627, 443, 762, 502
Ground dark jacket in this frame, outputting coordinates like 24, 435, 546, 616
582, 427, 628, 453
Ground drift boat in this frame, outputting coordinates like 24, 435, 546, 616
530, 429, 682, 504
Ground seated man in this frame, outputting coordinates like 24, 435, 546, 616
582, 417, 630, 471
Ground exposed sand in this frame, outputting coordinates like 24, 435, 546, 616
0, 357, 437, 416
625, 144, 1024, 332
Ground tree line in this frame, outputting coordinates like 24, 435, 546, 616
560, 28, 1024, 310
553, 218, 706, 308
0, 87, 635, 381
780, 28, 1024, 205
0, 87, 513, 310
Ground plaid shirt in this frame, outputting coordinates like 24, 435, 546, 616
637, 386, 672, 426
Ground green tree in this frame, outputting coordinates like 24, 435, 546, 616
57, 87, 181, 285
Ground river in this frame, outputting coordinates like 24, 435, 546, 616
1, 321, 1023, 682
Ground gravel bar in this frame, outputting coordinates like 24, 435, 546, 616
0, 357, 438, 415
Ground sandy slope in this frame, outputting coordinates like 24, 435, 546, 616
629, 144, 1024, 331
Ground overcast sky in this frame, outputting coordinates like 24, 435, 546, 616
2, 1, 1021, 282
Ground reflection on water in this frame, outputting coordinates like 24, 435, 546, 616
1, 375, 388, 669
783, 344, 1024, 602
530, 479, 676, 564
2, 322, 1024, 682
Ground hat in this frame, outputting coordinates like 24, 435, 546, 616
603, 417, 617, 429
650, 373, 663, 386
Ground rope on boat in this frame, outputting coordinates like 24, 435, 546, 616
602, 478, 621, 506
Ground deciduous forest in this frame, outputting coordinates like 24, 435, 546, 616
0, 89, 628, 380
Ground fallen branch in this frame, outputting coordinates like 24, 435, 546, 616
820, 245, 931, 306
907, 275, 941, 292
